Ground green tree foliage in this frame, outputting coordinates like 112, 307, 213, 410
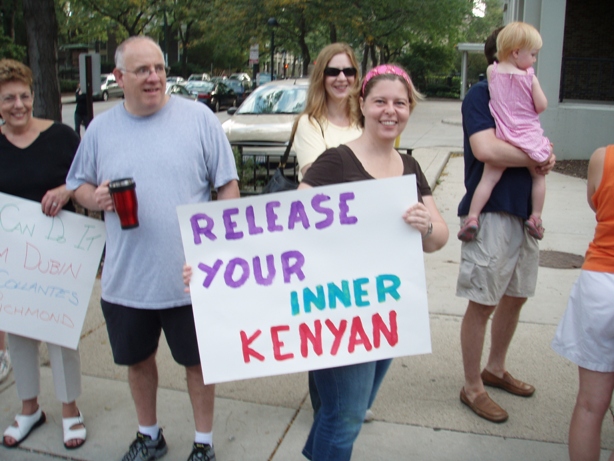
56, 1, 115, 46
0, 0, 26, 59
10, 0, 504, 101
72, 0, 161, 37
0, 32, 24, 59
458, 0, 504, 83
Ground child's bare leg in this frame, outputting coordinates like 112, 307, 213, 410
525, 171, 546, 239
467, 164, 506, 219
529, 170, 546, 220
458, 164, 506, 242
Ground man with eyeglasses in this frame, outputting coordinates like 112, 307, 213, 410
67, 36, 239, 461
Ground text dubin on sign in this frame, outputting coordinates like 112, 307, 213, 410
177, 176, 431, 384
0, 192, 106, 349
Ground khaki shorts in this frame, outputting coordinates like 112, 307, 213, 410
456, 212, 539, 306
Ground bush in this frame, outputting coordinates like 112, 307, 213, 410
422, 76, 461, 99
60, 79, 79, 93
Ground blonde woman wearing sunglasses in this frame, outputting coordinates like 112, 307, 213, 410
293, 43, 362, 181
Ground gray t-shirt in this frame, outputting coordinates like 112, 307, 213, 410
66, 96, 238, 309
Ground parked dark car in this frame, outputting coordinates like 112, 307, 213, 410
184, 81, 237, 112
226, 79, 250, 106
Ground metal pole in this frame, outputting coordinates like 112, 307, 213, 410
460, 51, 468, 100
270, 30, 274, 79
85, 55, 94, 122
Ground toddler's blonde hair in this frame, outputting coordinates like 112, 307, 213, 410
496, 22, 543, 62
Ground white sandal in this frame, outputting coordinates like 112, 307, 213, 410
3, 407, 46, 448
62, 411, 86, 449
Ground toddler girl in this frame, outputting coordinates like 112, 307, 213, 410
458, 22, 550, 241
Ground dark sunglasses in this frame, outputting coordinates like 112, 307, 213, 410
324, 67, 358, 78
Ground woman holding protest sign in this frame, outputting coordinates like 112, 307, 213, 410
293, 42, 371, 420
0, 59, 86, 450
298, 64, 449, 461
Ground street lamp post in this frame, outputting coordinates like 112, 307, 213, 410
268, 17, 279, 79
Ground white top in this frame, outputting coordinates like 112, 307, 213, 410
293, 114, 361, 180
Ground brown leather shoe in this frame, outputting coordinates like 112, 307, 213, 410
460, 388, 508, 423
481, 369, 535, 397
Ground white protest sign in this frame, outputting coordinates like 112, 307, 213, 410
177, 176, 431, 384
0, 193, 106, 349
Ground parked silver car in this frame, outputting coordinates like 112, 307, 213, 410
222, 78, 308, 143
166, 83, 197, 101
96, 73, 123, 101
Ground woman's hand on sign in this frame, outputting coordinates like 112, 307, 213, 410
183, 264, 193, 292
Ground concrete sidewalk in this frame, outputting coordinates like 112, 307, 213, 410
1, 99, 611, 460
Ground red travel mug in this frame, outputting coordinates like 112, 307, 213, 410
109, 178, 139, 229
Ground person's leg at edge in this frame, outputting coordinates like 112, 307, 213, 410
482, 295, 526, 378
48, 343, 84, 448
568, 367, 614, 461
129, 352, 159, 427
186, 365, 215, 434
303, 362, 376, 461
461, 300, 496, 400
3, 334, 43, 446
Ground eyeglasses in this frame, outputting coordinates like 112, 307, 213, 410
324, 67, 358, 78
120, 64, 168, 79
0, 92, 32, 106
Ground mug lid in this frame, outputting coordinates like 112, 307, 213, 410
109, 178, 135, 188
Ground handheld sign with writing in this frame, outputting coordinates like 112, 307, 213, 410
0, 192, 106, 349
177, 176, 431, 384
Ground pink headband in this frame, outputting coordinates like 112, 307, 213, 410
361, 64, 412, 95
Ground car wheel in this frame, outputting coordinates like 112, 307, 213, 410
102, 91, 109, 102
214, 99, 220, 112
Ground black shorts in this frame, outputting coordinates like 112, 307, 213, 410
101, 299, 201, 367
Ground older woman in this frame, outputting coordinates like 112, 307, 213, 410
293, 43, 362, 180
0, 59, 86, 450
299, 64, 448, 461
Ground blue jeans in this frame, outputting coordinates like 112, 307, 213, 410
302, 359, 392, 461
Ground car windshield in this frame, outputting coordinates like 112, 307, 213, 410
237, 84, 307, 115
226, 81, 243, 92
186, 82, 214, 92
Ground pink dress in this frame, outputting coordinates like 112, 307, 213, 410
489, 62, 550, 162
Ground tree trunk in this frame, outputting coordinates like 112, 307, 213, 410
361, 43, 369, 76
297, 16, 310, 76
23, 0, 61, 121
369, 44, 378, 68
329, 23, 337, 43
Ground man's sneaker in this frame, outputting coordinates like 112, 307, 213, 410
0, 350, 11, 383
122, 430, 168, 461
187, 442, 216, 461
